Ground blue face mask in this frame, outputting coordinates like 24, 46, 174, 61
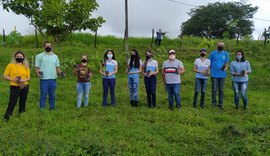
107, 54, 113, 59
236, 55, 242, 60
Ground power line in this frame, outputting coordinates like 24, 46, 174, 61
253, 18, 270, 22
167, 0, 196, 7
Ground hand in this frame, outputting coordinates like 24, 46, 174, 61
203, 70, 208, 76
147, 71, 153, 77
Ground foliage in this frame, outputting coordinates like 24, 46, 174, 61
1, 0, 105, 42
181, 1, 258, 39
2, 31, 23, 47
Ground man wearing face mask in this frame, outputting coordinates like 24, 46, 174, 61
209, 42, 229, 110
35, 41, 61, 110
162, 49, 185, 110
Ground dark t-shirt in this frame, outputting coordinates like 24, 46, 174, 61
76, 64, 91, 83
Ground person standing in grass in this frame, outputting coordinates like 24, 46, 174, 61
142, 50, 159, 108
162, 49, 185, 110
99, 50, 118, 106
35, 41, 61, 110
74, 55, 92, 108
209, 41, 229, 110
230, 50, 251, 110
192, 48, 211, 108
126, 49, 142, 107
3, 51, 30, 120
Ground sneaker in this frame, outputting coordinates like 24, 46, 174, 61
177, 105, 181, 110
169, 107, 173, 111
219, 106, 224, 110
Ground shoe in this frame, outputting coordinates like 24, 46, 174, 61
169, 106, 173, 111
177, 105, 181, 110
134, 101, 138, 107
130, 100, 134, 107
219, 106, 224, 110
236, 106, 239, 109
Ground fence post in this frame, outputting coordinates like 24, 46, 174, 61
151, 28, 154, 48
94, 30, 97, 48
3, 29, 6, 47
35, 28, 38, 49
264, 28, 267, 47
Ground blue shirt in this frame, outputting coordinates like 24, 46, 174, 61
103, 59, 118, 79
128, 59, 142, 78
230, 60, 251, 82
194, 58, 211, 79
143, 58, 158, 76
209, 50, 229, 78
35, 52, 60, 79
156, 32, 164, 40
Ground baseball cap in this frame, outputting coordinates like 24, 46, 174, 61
169, 49, 176, 54
200, 48, 206, 52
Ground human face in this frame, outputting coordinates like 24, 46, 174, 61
169, 53, 176, 60
15, 53, 24, 59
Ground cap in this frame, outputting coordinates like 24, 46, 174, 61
169, 49, 176, 54
200, 48, 206, 52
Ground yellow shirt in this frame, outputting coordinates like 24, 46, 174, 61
3, 63, 30, 86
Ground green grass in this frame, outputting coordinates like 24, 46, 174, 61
0, 34, 270, 155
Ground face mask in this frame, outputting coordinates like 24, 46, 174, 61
16, 58, 24, 63
169, 55, 176, 60
236, 55, 242, 60
146, 55, 152, 59
217, 46, 224, 51
107, 54, 113, 59
200, 54, 206, 57
81, 59, 88, 63
45, 47, 52, 52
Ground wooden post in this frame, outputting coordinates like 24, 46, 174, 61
35, 28, 38, 49
124, 0, 129, 61
3, 29, 6, 47
151, 29, 154, 48
94, 30, 97, 48
264, 28, 267, 47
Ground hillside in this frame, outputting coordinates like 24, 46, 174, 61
0, 34, 269, 155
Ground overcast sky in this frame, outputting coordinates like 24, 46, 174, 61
1, 0, 270, 39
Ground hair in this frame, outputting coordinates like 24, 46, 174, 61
235, 50, 245, 62
144, 50, 153, 73
44, 41, 51, 47
103, 49, 116, 66
129, 49, 140, 69
11, 50, 29, 69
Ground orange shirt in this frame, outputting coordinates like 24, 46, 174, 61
3, 63, 30, 86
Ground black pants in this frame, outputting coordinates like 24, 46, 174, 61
144, 75, 157, 108
155, 39, 161, 46
4, 85, 29, 119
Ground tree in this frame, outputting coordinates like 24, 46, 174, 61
1, 0, 105, 42
180, 1, 258, 39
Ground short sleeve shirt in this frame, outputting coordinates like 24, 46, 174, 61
142, 59, 158, 75
76, 64, 91, 83
209, 50, 229, 78
230, 60, 251, 82
194, 58, 211, 79
4, 63, 30, 86
103, 59, 118, 79
127, 59, 143, 78
162, 59, 184, 84
35, 52, 60, 79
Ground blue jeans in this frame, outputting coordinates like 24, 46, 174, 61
102, 78, 116, 106
166, 84, 181, 108
211, 78, 225, 107
193, 78, 208, 108
128, 77, 139, 101
40, 79, 57, 110
232, 81, 248, 108
77, 82, 91, 108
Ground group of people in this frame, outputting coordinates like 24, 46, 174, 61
2, 41, 252, 121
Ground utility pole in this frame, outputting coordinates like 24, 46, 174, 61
124, 0, 129, 61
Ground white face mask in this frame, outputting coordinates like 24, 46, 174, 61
169, 55, 176, 60
107, 54, 113, 59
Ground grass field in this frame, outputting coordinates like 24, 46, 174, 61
0, 34, 269, 155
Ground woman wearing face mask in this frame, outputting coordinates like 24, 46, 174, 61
99, 50, 118, 106
3, 51, 30, 121
162, 49, 185, 110
192, 48, 211, 108
74, 55, 92, 108
142, 50, 159, 108
126, 49, 142, 107
230, 50, 251, 110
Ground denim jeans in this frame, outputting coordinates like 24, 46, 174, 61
232, 81, 248, 108
40, 79, 57, 110
77, 82, 91, 108
193, 78, 208, 108
128, 77, 139, 101
102, 78, 116, 106
211, 78, 225, 107
144, 75, 157, 108
166, 83, 181, 108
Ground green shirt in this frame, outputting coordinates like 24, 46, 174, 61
35, 52, 60, 79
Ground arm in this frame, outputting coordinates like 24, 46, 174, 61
3, 75, 16, 82
108, 65, 118, 76
179, 67, 185, 74
56, 67, 61, 74
162, 68, 166, 84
